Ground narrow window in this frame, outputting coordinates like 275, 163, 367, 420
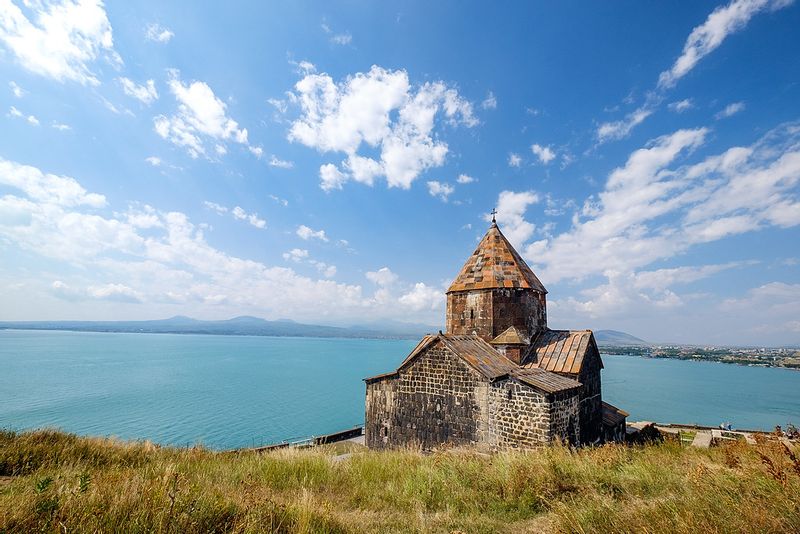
470, 309, 474, 320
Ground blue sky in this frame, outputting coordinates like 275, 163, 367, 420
1, 0, 799, 345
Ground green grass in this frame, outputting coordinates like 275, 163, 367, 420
1, 429, 799, 533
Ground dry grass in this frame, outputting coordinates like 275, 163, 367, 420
1, 429, 798, 533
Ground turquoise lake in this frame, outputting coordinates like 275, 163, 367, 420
1, 329, 798, 449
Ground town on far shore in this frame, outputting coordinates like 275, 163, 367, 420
600, 343, 800, 370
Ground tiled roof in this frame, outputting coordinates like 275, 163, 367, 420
366, 333, 585, 394
523, 329, 602, 375
438, 334, 518, 379
602, 401, 629, 427
397, 335, 438, 369
490, 326, 529, 345
510, 367, 582, 394
447, 223, 547, 294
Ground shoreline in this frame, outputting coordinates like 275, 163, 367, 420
601, 350, 800, 372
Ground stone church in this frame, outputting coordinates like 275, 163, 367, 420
364, 219, 627, 449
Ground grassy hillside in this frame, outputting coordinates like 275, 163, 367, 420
1, 430, 798, 533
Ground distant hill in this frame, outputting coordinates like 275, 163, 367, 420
0, 316, 438, 340
594, 330, 649, 346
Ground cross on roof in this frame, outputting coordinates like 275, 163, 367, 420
490, 208, 498, 223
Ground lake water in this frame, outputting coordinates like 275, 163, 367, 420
1, 330, 798, 449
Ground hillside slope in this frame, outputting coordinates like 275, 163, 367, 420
1, 430, 798, 533
594, 329, 649, 346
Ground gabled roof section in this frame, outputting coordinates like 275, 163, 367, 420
397, 334, 438, 369
365, 332, 589, 394
602, 401, 629, 427
438, 335, 518, 379
447, 222, 547, 294
510, 368, 582, 394
371, 333, 518, 381
490, 326, 530, 345
523, 329, 603, 375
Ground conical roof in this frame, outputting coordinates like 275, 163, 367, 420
447, 222, 547, 294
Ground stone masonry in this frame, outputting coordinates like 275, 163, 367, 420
364, 220, 625, 450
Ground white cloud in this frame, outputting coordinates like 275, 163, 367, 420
145, 156, 161, 167
668, 98, 694, 113
311, 261, 337, 278
657, 0, 791, 89
0, 157, 106, 207
204, 201, 265, 228
526, 123, 800, 292
283, 248, 336, 277
321, 21, 351, 45
120, 204, 161, 229
287, 65, 477, 190
86, 283, 143, 303
456, 174, 475, 184
531, 143, 556, 164
267, 97, 288, 114
0, 0, 121, 85
231, 206, 266, 229
0, 158, 454, 323
154, 70, 258, 158
268, 155, 293, 169
715, 101, 746, 119
269, 194, 289, 207
145, 23, 173, 43
319, 163, 347, 191
51, 121, 71, 130
296, 224, 328, 242
598, 0, 792, 144
7, 105, 39, 125
426, 180, 454, 202
489, 190, 539, 247
118, 77, 158, 105
330, 32, 352, 45
283, 248, 309, 262
481, 91, 497, 110
398, 282, 444, 311
294, 60, 316, 75
508, 153, 522, 167
366, 267, 398, 287
9, 81, 25, 98
596, 106, 653, 143
204, 201, 227, 215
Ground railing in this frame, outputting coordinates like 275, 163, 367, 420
237, 425, 364, 453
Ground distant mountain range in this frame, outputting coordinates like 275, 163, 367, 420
0, 316, 439, 340
593, 330, 649, 346
0, 317, 649, 345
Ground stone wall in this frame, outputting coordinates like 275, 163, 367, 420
549, 390, 580, 445
492, 289, 547, 339
365, 344, 488, 450
488, 378, 551, 447
445, 290, 494, 339
446, 288, 547, 341
488, 378, 579, 447
576, 348, 603, 444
